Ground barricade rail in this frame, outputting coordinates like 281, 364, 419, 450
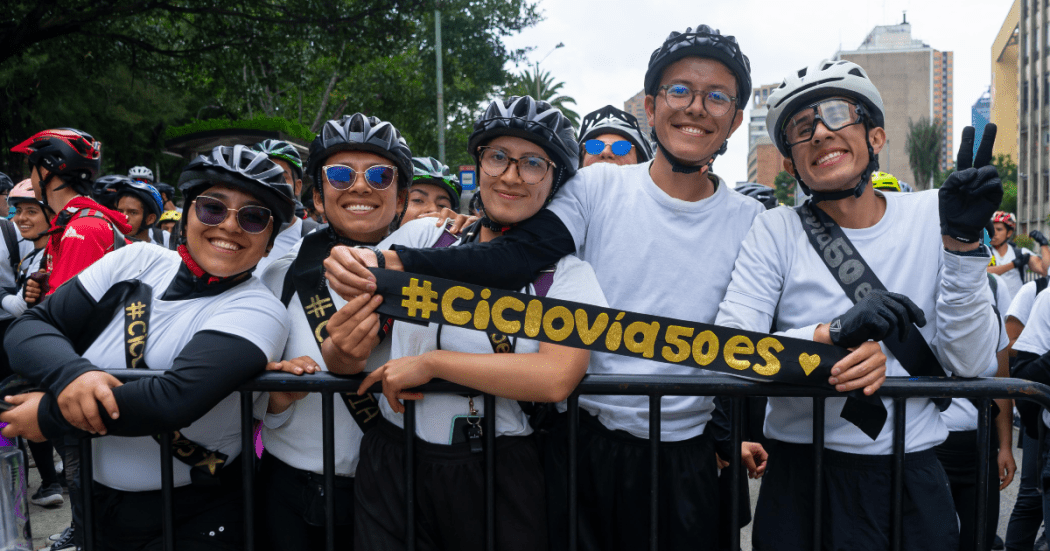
69, 372, 1050, 551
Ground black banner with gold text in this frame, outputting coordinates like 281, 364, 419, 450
371, 269, 849, 388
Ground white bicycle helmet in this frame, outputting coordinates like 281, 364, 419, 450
765, 59, 885, 202
128, 165, 155, 182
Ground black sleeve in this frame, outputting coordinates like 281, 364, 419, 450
1013, 350, 1050, 439
394, 209, 576, 290
708, 397, 733, 461
37, 330, 268, 440
4, 277, 109, 395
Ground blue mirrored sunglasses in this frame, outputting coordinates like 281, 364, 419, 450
322, 164, 397, 191
583, 139, 633, 157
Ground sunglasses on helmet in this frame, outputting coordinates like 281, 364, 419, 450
193, 195, 272, 234
322, 164, 397, 191
583, 140, 634, 157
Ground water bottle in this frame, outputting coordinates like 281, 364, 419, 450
0, 443, 31, 551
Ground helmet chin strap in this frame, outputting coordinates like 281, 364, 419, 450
794, 126, 879, 204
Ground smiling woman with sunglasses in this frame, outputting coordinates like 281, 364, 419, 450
0, 144, 295, 550
249, 112, 418, 551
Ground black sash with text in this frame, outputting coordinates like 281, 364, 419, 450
117, 279, 229, 484
287, 230, 381, 433
372, 269, 849, 387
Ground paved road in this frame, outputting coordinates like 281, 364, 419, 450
18, 427, 1034, 550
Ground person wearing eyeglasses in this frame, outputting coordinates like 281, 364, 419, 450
714, 59, 1001, 550
578, 105, 654, 168
326, 95, 605, 551
0, 144, 295, 551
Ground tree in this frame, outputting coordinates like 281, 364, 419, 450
905, 117, 944, 190
994, 154, 1018, 213
504, 69, 580, 126
773, 170, 796, 207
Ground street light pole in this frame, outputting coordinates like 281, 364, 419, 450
435, 5, 446, 164
533, 42, 564, 100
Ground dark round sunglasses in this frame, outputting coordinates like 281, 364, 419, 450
323, 164, 397, 191
193, 195, 272, 234
583, 139, 633, 157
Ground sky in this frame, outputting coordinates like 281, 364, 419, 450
499, 0, 1016, 186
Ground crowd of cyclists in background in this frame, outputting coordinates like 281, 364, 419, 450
0, 21, 1044, 551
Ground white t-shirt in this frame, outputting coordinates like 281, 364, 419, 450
256, 218, 304, 275
1011, 288, 1050, 427
78, 243, 289, 491
940, 273, 1010, 432
258, 235, 391, 477
377, 219, 608, 444
1007, 279, 1041, 327
715, 190, 999, 454
994, 245, 1036, 299
548, 162, 764, 440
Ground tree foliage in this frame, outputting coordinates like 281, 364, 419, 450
773, 170, 796, 206
905, 116, 944, 190
505, 68, 580, 127
0, 0, 541, 180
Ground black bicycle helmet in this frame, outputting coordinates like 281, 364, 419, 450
735, 183, 778, 210
11, 128, 101, 195
177, 145, 296, 227
0, 172, 14, 194
306, 113, 414, 191
412, 156, 462, 211
578, 105, 654, 163
93, 175, 130, 206
110, 179, 165, 221
644, 25, 751, 109
254, 139, 304, 180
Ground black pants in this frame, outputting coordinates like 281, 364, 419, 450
28, 439, 58, 487
91, 459, 244, 551
753, 440, 959, 551
355, 418, 546, 551
1005, 431, 1043, 550
544, 411, 719, 551
934, 430, 1000, 551
256, 453, 354, 551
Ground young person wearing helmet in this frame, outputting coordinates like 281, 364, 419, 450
328, 96, 606, 551
0, 172, 16, 218
398, 156, 464, 228
158, 209, 181, 234
714, 59, 1001, 549
252, 139, 317, 274
0, 144, 296, 550
322, 26, 834, 550
988, 211, 1049, 300
107, 179, 169, 247
577, 105, 654, 168
2, 180, 52, 318
11, 128, 133, 301
250, 113, 415, 551
153, 182, 179, 213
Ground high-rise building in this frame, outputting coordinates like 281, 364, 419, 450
838, 18, 953, 190
1011, 0, 1050, 234
623, 90, 651, 140
991, 0, 1019, 167
973, 88, 992, 138
746, 83, 785, 186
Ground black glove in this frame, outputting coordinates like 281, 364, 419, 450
828, 290, 927, 349
1015, 253, 1031, 269
1031, 230, 1049, 247
939, 125, 1003, 243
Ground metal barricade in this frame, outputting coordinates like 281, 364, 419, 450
73, 371, 1050, 551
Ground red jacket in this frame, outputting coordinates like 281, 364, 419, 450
44, 197, 132, 294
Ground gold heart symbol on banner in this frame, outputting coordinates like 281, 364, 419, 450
799, 353, 821, 376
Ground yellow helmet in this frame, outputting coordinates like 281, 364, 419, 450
158, 210, 182, 223
871, 171, 901, 192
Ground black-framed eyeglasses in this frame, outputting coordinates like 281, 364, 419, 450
782, 99, 866, 148
658, 84, 737, 117
477, 147, 556, 185
193, 195, 272, 234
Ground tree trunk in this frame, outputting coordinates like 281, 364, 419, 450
310, 71, 341, 132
